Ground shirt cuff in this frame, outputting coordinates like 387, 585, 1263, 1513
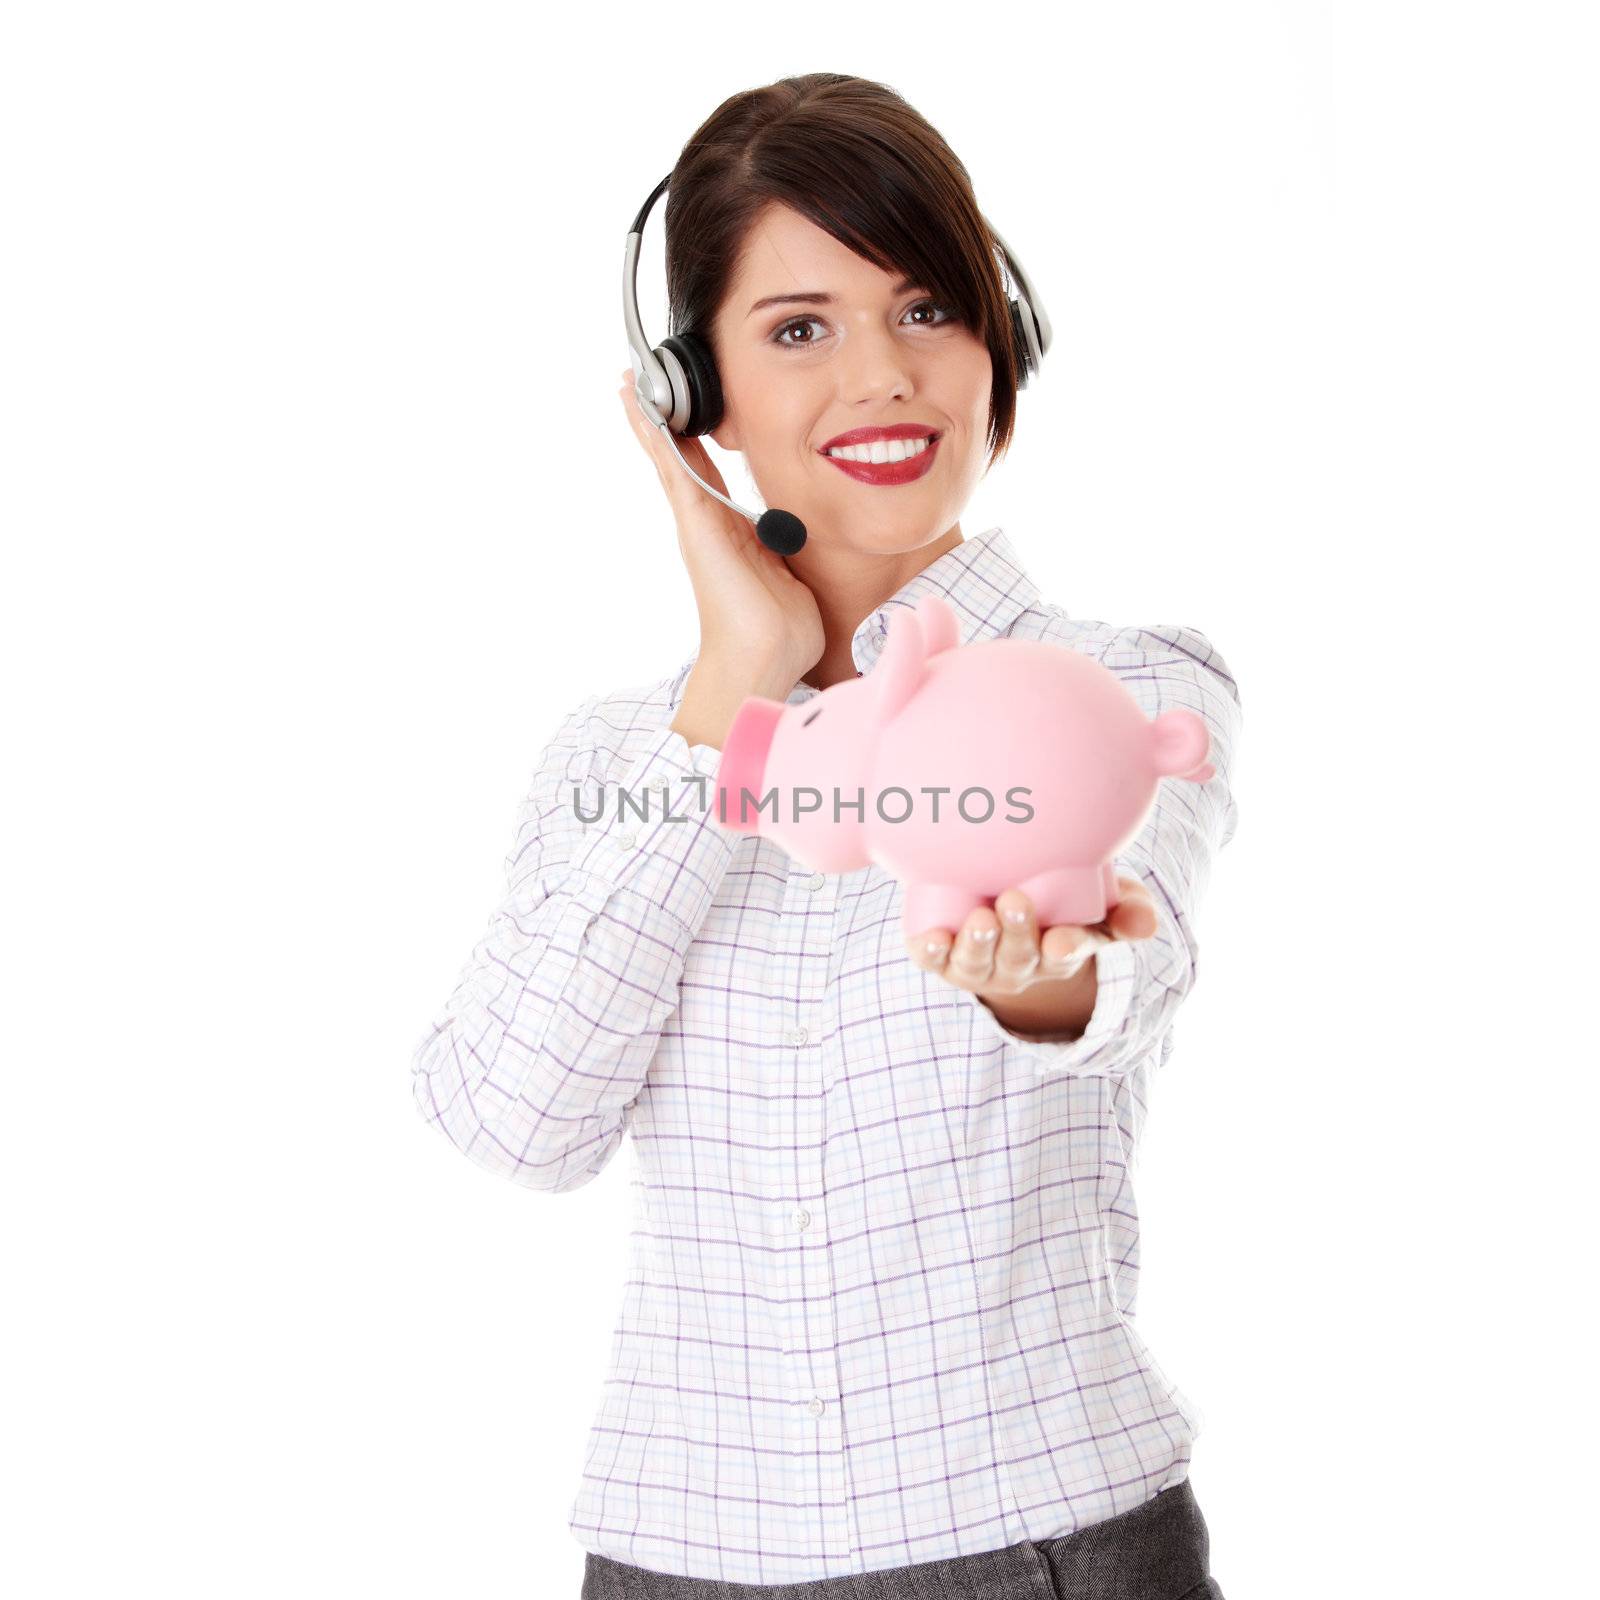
564, 723, 738, 933
964, 934, 1146, 1075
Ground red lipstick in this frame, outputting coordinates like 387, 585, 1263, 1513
817, 423, 942, 487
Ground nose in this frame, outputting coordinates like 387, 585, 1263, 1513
836, 313, 915, 407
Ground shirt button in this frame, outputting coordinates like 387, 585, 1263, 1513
793, 1207, 811, 1231
806, 1395, 825, 1418
616, 829, 637, 849
804, 871, 825, 891
787, 1026, 809, 1046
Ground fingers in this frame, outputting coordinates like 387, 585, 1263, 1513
619, 368, 694, 512
991, 889, 1042, 987
944, 905, 1001, 990
908, 927, 956, 977
1107, 874, 1158, 942
1040, 922, 1106, 977
904, 897, 1031, 995
904, 915, 991, 992
618, 368, 658, 459
905, 882, 1153, 994
618, 367, 730, 506
619, 367, 662, 452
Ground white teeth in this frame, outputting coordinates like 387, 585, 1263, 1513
826, 436, 932, 463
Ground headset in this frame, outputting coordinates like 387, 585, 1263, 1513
622, 171, 1052, 556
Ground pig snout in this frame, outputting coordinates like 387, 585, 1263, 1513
715, 697, 787, 835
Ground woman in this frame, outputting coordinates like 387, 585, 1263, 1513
412, 74, 1240, 1598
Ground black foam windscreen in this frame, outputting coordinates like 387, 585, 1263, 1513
755, 509, 807, 556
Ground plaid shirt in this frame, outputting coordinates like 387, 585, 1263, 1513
411, 525, 1242, 1583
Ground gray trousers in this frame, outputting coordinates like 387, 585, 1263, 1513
581, 1477, 1222, 1599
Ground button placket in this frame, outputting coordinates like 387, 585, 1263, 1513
779, 860, 849, 1560
780, 865, 831, 1052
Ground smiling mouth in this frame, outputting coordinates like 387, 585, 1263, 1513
819, 433, 941, 486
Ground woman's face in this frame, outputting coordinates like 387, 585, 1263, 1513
708, 202, 995, 555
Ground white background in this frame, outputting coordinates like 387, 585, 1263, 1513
4, 4, 1595, 1596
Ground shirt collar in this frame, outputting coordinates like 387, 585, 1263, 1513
842, 524, 1041, 679
670, 525, 1042, 709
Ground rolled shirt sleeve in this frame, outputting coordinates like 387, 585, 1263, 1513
411, 701, 737, 1191
966, 624, 1242, 1078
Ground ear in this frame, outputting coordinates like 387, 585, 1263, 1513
915, 594, 961, 656
709, 413, 741, 453
1148, 709, 1212, 779
870, 605, 928, 721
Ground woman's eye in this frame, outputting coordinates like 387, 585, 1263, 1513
773, 316, 825, 348
771, 300, 958, 350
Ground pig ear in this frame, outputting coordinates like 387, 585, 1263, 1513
1149, 709, 1212, 779
870, 604, 928, 720
915, 593, 961, 656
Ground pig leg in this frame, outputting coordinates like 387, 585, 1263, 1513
1016, 865, 1111, 929
901, 882, 986, 941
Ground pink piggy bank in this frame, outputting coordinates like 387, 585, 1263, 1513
713, 593, 1215, 940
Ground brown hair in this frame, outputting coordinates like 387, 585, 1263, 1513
665, 74, 1023, 468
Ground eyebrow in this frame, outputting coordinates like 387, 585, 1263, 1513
747, 276, 921, 318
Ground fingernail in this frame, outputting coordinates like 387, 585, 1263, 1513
1003, 906, 1027, 924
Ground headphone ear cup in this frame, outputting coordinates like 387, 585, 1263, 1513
1009, 299, 1037, 391
660, 333, 724, 436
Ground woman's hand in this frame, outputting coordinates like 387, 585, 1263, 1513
905, 878, 1159, 1038
618, 369, 823, 712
